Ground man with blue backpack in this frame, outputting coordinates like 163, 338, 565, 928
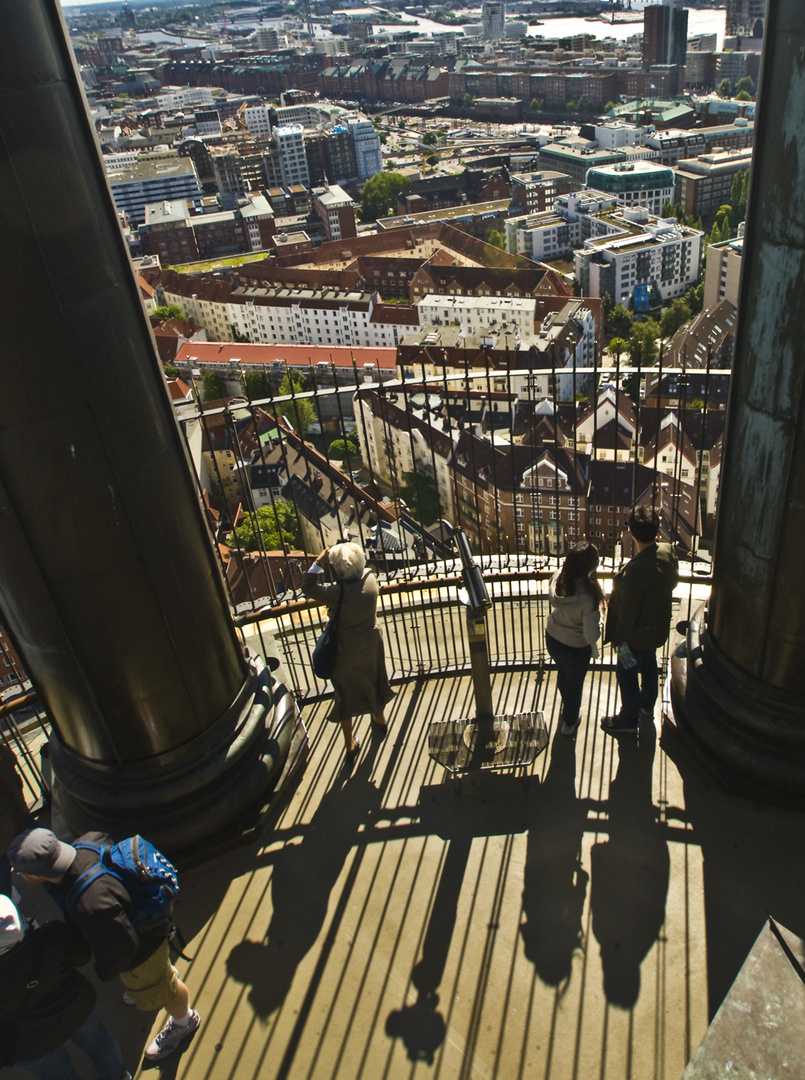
8, 827, 200, 1064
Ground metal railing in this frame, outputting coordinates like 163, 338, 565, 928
6, 349, 720, 805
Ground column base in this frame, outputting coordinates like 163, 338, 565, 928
669, 602, 805, 810
48, 655, 308, 858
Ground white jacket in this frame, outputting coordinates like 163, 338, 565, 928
545, 572, 604, 658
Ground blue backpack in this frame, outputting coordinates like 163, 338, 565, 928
67, 835, 179, 935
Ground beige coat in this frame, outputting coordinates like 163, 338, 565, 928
302, 569, 395, 722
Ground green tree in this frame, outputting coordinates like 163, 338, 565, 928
735, 76, 754, 96
715, 204, 732, 229
202, 372, 225, 401
426, 154, 439, 167
660, 297, 692, 339
529, 97, 543, 112
718, 78, 733, 97
607, 336, 629, 361
662, 198, 675, 218
601, 291, 614, 322
604, 100, 616, 113
486, 228, 505, 250
609, 303, 634, 336
399, 468, 441, 525
276, 372, 316, 435
735, 89, 751, 101
153, 303, 184, 320
730, 168, 749, 221
359, 171, 408, 222
244, 369, 271, 399
421, 130, 437, 145
226, 501, 300, 552
327, 438, 349, 460
629, 318, 660, 366
683, 281, 704, 315
163, 362, 179, 378
463, 93, 475, 107
328, 430, 360, 462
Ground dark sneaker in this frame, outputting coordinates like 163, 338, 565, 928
561, 716, 581, 736
600, 716, 638, 735
638, 707, 655, 722
144, 1010, 201, 1061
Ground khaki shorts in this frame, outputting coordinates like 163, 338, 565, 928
120, 939, 179, 1011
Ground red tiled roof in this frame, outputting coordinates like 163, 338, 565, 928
174, 341, 399, 370
166, 378, 193, 401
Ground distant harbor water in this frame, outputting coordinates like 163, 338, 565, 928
371, 8, 726, 46
61, 0, 727, 52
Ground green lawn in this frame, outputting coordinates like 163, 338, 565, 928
172, 251, 271, 274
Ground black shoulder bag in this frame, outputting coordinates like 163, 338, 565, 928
311, 583, 344, 680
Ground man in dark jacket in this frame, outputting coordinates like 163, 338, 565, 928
8, 828, 201, 1064
0, 893, 129, 1079
601, 505, 679, 734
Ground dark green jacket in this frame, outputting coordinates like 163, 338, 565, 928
604, 542, 679, 650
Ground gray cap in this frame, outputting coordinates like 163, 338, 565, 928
7, 827, 76, 879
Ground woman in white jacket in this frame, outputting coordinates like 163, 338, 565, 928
545, 542, 605, 736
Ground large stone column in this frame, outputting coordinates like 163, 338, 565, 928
671, 0, 805, 805
0, 0, 301, 851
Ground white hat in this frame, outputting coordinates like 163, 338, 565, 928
0, 894, 24, 954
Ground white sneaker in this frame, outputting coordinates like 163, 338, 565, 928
560, 716, 581, 736
144, 1010, 201, 1061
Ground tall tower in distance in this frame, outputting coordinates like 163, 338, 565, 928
726, 0, 766, 38
481, 1, 505, 42
643, 0, 688, 67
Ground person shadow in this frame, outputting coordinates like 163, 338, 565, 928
386, 770, 533, 1064
226, 741, 384, 1019
589, 722, 670, 1009
520, 727, 589, 992
384, 835, 466, 1064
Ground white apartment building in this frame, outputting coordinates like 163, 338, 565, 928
346, 117, 383, 182
417, 294, 537, 338
273, 125, 310, 188
704, 235, 743, 309
161, 282, 415, 350
153, 86, 214, 111
107, 157, 202, 226
103, 151, 139, 172
243, 105, 273, 139
275, 103, 330, 128
575, 207, 703, 305
410, 298, 596, 402
505, 190, 619, 259
481, 0, 505, 41
592, 123, 651, 150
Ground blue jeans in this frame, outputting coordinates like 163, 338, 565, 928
17, 1008, 126, 1080
546, 634, 592, 723
615, 646, 658, 727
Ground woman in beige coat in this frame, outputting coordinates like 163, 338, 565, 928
302, 542, 395, 762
